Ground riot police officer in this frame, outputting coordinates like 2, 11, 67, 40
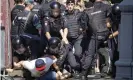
47, 37, 80, 79
43, 2, 64, 41
11, 0, 25, 22
63, 0, 86, 73
13, 0, 41, 59
38, 0, 66, 21
81, 0, 112, 79
12, 36, 30, 63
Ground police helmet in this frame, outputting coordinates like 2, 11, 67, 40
48, 37, 62, 55
12, 36, 25, 50
49, 37, 61, 49
112, 3, 121, 14
50, 2, 61, 9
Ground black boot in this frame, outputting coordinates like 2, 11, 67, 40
81, 70, 88, 80
73, 71, 81, 79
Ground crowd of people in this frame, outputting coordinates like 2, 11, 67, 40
6, 0, 120, 80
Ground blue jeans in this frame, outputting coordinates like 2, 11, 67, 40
37, 71, 56, 80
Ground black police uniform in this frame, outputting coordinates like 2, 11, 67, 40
11, 4, 25, 36
81, 1, 111, 76
32, 3, 41, 16
63, 9, 85, 64
11, 4, 25, 22
13, 10, 41, 59
47, 37, 80, 71
43, 12, 64, 39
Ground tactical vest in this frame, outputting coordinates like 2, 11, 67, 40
13, 11, 38, 35
64, 10, 82, 38
46, 15, 64, 38
85, 2, 109, 33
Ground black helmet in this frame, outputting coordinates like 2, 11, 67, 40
112, 3, 121, 14
12, 36, 25, 50
48, 37, 61, 55
49, 37, 61, 49
50, 2, 61, 9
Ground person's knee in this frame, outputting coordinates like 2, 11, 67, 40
74, 48, 82, 58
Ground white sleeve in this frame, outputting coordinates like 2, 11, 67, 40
22, 61, 34, 70
52, 58, 57, 64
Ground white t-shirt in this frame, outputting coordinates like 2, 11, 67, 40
22, 57, 57, 77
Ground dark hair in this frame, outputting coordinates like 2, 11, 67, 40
34, 0, 43, 4
14, 0, 24, 4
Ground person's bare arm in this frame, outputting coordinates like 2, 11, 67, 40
60, 29, 64, 39
63, 28, 69, 44
106, 18, 111, 28
45, 32, 51, 40
109, 31, 119, 38
13, 61, 24, 69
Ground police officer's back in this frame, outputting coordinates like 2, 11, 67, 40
13, 0, 41, 59
84, 0, 111, 33
13, 1, 41, 36
80, 0, 112, 79
11, 0, 25, 22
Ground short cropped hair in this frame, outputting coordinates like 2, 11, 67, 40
14, 0, 24, 4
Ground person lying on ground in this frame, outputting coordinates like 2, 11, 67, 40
6, 55, 65, 80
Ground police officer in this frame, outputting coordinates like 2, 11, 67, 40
11, 0, 25, 36
63, 0, 86, 73
12, 36, 30, 63
107, 3, 120, 78
11, 0, 25, 22
47, 37, 80, 79
13, 0, 41, 59
81, 0, 112, 79
43, 2, 64, 41
38, 0, 66, 21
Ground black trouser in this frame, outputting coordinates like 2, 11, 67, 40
82, 31, 109, 72
68, 35, 84, 66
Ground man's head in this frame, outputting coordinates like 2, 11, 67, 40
14, 0, 25, 4
50, 2, 61, 18
25, 0, 34, 10
48, 37, 61, 55
35, 59, 46, 71
66, 0, 75, 11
